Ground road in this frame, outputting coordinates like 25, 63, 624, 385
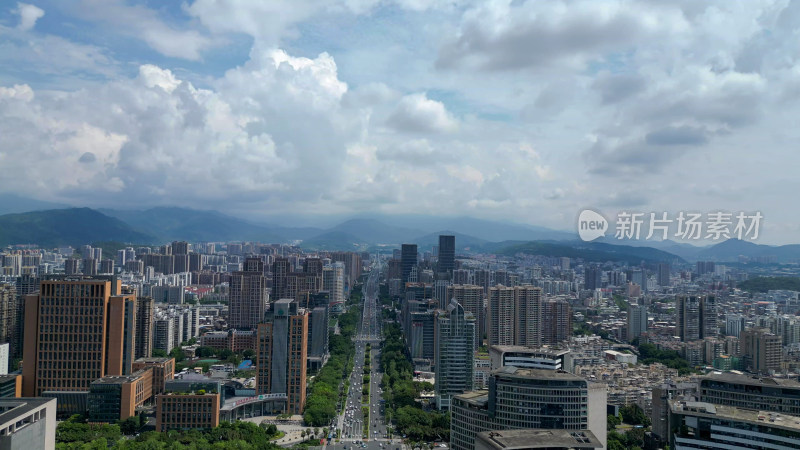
327, 261, 401, 450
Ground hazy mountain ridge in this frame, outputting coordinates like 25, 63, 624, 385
0, 208, 154, 247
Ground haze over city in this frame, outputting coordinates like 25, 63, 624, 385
2, 1, 800, 243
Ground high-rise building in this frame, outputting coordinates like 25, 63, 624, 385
271, 257, 291, 300
438, 235, 456, 277
22, 278, 136, 397
230, 258, 268, 330
584, 266, 602, 291
135, 297, 154, 360
514, 286, 543, 348
488, 286, 515, 347
657, 263, 670, 287
725, 314, 745, 338
171, 241, 189, 255
64, 258, 80, 275
543, 299, 572, 345
627, 304, 648, 342
401, 244, 418, 287
447, 285, 484, 349
307, 305, 329, 372
256, 299, 308, 414
450, 367, 607, 450
0, 284, 17, 356
434, 299, 475, 410
677, 295, 717, 341
153, 317, 175, 354
742, 327, 782, 374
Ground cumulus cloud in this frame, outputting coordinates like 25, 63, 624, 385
386, 93, 458, 133
15, 2, 44, 31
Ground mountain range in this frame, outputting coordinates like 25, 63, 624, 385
0, 203, 798, 263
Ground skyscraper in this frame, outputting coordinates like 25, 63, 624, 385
584, 265, 601, 291
514, 286, 543, 348
488, 286, 514, 347
446, 284, 484, 349
271, 257, 291, 300
401, 244, 418, 287
135, 297, 154, 360
725, 314, 745, 338
230, 258, 268, 330
438, 235, 455, 277
657, 263, 670, 287
677, 295, 718, 341
434, 299, 475, 410
22, 278, 136, 397
256, 299, 308, 414
627, 304, 648, 341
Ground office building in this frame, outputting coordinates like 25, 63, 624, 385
741, 327, 782, 374
230, 258, 268, 330
657, 263, 670, 287
543, 299, 571, 345
132, 357, 175, 397
475, 429, 601, 450
489, 346, 568, 371
88, 369, 153, 422
627, 304, 648, 342
514, 286, 543, 348
450, 367, 606, 450
488, 286, 515, 347
670, 401, 800, 449
584, 266, 601, 291
256, 299, 308, 414
307, 305, 330, 371
435, 299, 476, 410
699, 372, 800, 415
401, 244, 418, 287
725, 313, 745, 338
0, 397, 56, 449
22, 278, 136, 397
156, 392, 220, 432
438, 235, 456, 277
447, 284, 484, 349
677, 295, 716, 341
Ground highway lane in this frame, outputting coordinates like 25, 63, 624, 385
328, 260, 399, 450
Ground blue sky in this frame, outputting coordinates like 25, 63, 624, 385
1, 0, 800, 244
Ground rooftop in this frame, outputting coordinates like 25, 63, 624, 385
453, 390, 489, 408
493, 367, 585, 381
476, 429, 602, 450
490, 345, 570, 356
0, 398, 56, 426
702, 372, 800, 388
91, 369, 150, 385
671, 400, 800, 431
133, 357, 173, 364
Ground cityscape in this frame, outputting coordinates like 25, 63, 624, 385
2, 1, 800, 450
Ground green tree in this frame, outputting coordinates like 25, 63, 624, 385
152, 349, 168, 357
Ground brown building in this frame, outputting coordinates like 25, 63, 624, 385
447, 284, 484, 350
742, 327, 782, 374
543, 299, 572, 345
0, 284, 17, 356
256, 299, 308, 414
229, 258, 267, 330
156, 392, 220, 432
88, 369, 153, 422
199, 330, 256, 353
22, 278, 137, 397
132, 357, 175, 397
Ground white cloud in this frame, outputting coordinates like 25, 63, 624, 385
15, 2, 44, 31
386, 93, 458, 133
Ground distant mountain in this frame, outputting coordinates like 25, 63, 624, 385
412, 231, 488, 251
101, 207, 287, 243
498, 240, 683, 264
326, 219, 425, 244
299, 231, 368, 250
368, 214, 575, 242
0, 208, 154, 247
696, 239, 800, 262
0, 193, 70, 214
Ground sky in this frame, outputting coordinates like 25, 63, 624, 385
1, 0, 799, 244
